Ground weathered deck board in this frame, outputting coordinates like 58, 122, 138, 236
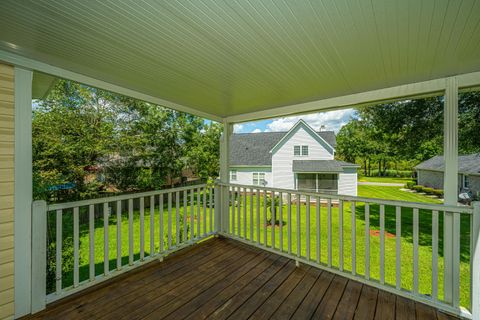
27, 237, 460, 320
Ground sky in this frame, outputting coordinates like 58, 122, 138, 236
233, 108, 357, 134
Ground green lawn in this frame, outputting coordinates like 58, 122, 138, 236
49, 186, 471, 309
47, 191, 214, 293
358, 185, 441, 203
359, 176, 414, 184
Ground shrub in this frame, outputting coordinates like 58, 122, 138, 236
423, 187, 434, 195
405, 181, 415, 189
413, 185, 423, 192
368, 169, 413, 178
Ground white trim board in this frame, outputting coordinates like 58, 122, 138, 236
14, 67, 33, 318
0, 50, 222, 122
227, 72, 480, 123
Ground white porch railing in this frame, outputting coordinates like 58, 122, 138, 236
216, 182, 480, 320
31, 182, 480, 319
31, 184, 215, 312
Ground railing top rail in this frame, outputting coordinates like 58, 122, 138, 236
217, 182, 474, 214
46, 184, 208, 211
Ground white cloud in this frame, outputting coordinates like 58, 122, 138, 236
266, 108, 356, 133
252, 128, 262, 133
233, 124, 244, 133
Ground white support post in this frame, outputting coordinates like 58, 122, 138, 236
219, 121, 232, 233
214, 182, 220, 234
472, 202, 480, 320
443, 77, 459, 304
31, 200, 47, 313
14, 67, 33, 317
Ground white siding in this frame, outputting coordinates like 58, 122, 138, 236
272, 127, 334, 189
230, 167, 272, 187
338, 173, 357, 196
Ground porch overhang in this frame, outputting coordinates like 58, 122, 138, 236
1, 1, 480, 122
292, 160, 359, 173
2, 2, 480, 319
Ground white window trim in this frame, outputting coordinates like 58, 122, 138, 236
301, 145, 309, 156
293, 145, 301, 156
294, 145, 309, 156
463, 174, 470, 188
230, 170, 237, 181
252, 172, 266, 185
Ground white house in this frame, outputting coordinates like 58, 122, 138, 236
229, 120, 359, 196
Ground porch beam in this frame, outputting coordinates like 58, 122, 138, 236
0, 50, 222, 122
219, 121, 233, 232
14, 67, 33, 317
443, 77, 459, 305
226, 71, 480, 123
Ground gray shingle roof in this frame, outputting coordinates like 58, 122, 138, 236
292, 160, 359, 172
415, 153, 480, 174
229, 131, 336, 166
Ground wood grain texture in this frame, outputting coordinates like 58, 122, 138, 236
27, 237, 459, 320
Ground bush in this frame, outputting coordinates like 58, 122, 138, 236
423, 187, 434, 195
413, 185, 424, 192
405, 181, 415, 189
368, 169, 413, 178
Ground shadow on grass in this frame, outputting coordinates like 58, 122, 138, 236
353, 202, 471, 263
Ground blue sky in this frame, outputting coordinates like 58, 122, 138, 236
233, 108, 357, 134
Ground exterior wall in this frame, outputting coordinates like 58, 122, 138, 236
417, 170, 444, 189
230, 166, 272, 187
470, 176, 480, 197
338, 172, 357, 196
272, 127, 334, 190
0, 63, 15, 320
417, 169, 465, 193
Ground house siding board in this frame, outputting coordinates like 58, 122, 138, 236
417, 169, 479, 194
470, 176, 480, 197
417, 170, 445, 189
338, 173, 357, 196
230, 167, 272, 188
272, 127, 334, 190
0, 63, 14, 320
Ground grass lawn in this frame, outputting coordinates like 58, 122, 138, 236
48, 191, 214, 293
359, 176, 414, 184
50, 186, 472, 309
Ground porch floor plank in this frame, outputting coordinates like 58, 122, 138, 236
26, 237, 461, 320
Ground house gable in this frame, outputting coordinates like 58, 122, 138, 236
269, 119, 335, 156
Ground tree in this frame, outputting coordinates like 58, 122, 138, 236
33, 80, 115, 200
185, 122, 222, 180
336, 91, 480, 176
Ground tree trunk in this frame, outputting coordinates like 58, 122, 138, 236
363, 159, 367, 175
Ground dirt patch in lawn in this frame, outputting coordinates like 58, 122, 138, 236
370, 230, 395, 238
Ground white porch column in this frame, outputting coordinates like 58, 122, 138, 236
14, 67, 33, 317
443, 77, 459, 305
219, 121, 232, 232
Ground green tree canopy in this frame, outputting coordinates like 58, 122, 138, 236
33, 80, 221, 201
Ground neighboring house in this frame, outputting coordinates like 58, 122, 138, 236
415, 153, 480, 197
229, 120, 359, 196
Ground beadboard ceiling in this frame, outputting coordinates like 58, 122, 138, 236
1, 0, 480, 119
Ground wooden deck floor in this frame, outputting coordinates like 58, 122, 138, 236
29, 237, 459, 320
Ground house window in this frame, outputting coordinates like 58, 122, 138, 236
294, 145, 308, 156
294, 145, 301, 156
230, 170, 237, 181
464, 175, 470, 188
253, 172, 265, 185
302, 145, 309, 156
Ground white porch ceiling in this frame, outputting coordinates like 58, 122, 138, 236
1, 1, 480, 120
